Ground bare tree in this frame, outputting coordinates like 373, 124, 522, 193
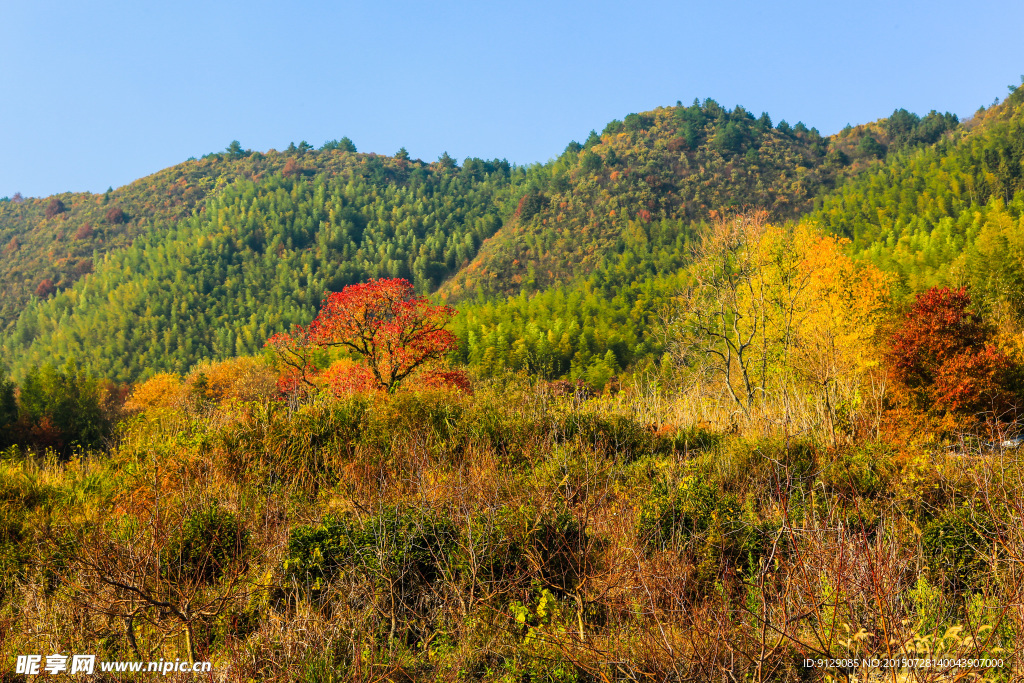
667, 211, 808, 416
64, 498, 252, 666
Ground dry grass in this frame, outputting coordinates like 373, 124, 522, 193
0, 376, 1021, 681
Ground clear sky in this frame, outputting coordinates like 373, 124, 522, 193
2, 0, 1023, 198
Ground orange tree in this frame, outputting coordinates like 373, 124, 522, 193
885, 286, 1021, 428
267, 278, 457, 393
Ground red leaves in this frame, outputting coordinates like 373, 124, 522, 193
105, 207, 126, 224
886, 287, 1019, 424
35, 278, 56, 298
415, 368, 473, 394
44, 198, 66, 219
266, 278, 463, 396
282, 158, 300, 177
322, 360, 375, 396
74, 222, 94, 240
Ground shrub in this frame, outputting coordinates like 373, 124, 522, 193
285, 507, 459, 594
559, 413, 660, 461
637, 473, 724, 552
818, 441, 896, 499
124, 373, 185, 412
185, 357, 276, 405
922, 504, 995, 592
636, 470, 769, 583
162, 506, 248, 584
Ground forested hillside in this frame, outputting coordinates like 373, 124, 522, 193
446, 102, 967, 384
441, 100, 872, 300
0, 95, 978, 387
813, 85, 1024, 323
2, 154, 528, 381
0, 142, 331, 330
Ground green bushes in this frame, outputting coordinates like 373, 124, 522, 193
559, 413, 656, 461
286, 507, 459, 593
922, 504, 996, 592
286, 504, 590, 599
637, 473, 723, 552
636, 467, 779, 583
818, 441, 896, 499
162, 505, 248, 584
11, 361, 113, 455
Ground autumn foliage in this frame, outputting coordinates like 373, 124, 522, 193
886, 287, 1020, 426
267, 278, 464, 395
105, 207, 126, 224
34, 278, 56, 298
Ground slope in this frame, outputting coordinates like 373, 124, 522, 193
0, 145, 314, 331
812, 83, 1024, 318
439, 99, 935, 301
2, 154, 527, 382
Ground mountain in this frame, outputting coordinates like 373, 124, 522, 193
1, 152, 529, 381
0, 146, 314, 332
812, 85, 1024, 320
0, 94, 986, 385
438, 99, 932, 301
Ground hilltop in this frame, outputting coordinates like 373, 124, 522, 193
0, 92, 999, 385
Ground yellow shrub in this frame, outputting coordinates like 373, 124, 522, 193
185, 357, 276, 404
124, 373, 185, 411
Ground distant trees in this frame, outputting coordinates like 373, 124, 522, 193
321, 137, 357, 153
884, 108, 958, 151
857, 133, 886, 159
437, 152, 457, 171
34, 279, 55, 298
74, 222, 94, 240
580, 151, 602, 173
44, 198, 66, 219
105, 207, 127, 224
0, 361, 16, 448
14, 361, 115, 454
281, 158, 300, 177
5, 155, 516, 382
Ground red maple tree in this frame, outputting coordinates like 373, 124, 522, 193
267, 278, 459, 394
886, 287, 1020, 424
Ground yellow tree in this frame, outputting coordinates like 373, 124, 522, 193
669, 212, 891, 437
790, 227, 891, 441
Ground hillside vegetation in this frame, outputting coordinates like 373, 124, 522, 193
0, 144, 332, 331
4, 85, 1024, 682
3, 98, 946, 385
2, 153, 528, 382
813, 85, 1024, 327
441, 100, 862, 300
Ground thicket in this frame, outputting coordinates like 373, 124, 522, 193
1, 371, 1021, 681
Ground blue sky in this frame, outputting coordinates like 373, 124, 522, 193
2, 0, 1023, 197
